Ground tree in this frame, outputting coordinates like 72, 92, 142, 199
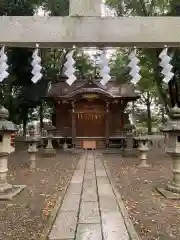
105, 0, 180, 117
110, 49, 158, 132
41, 0, 69, 16
0, 0, 71, 135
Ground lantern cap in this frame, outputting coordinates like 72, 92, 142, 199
0, 106, 17, 132
160, 106, 180, 132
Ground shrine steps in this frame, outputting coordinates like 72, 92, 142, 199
75, 138, 106, 149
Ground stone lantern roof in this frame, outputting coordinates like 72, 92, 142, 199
0, 106, 17, 132
161, 106, 180, 132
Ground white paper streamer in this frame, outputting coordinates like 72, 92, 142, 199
159, 46, 174, 84
100, 50, 111, 85
31, 44, 42, 83
128, 47, 141, 85
0, 46, 9, 82
64, 50, 76, 86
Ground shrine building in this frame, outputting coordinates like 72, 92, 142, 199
46, 76, 139, 149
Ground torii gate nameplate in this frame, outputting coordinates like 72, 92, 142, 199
0, 0, 180, 48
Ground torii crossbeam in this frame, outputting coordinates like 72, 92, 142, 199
0, 0, 180, 48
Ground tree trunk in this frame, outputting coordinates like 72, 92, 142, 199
39, 102, 44, 134
161, 105, 166, 124
146, 94, 152, 134
23, 114, 28, 137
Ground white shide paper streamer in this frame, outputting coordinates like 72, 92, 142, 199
0, 46, 9, 82
31, 44, 43, 83
159, 46, 174, 84
65, 50, 77, 86
128, 47, 141, 85
100, 50, 111, 85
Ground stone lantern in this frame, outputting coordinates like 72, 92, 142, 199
135, 136, 151, 167
0, 106, 25, 200
43, 124, 56, 157
26, 124, 40, 169
157, 106, 180, 197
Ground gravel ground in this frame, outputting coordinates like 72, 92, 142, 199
103, 149, 180, 240
0, 149, 78, 240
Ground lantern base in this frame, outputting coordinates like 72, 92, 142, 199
138, 159, 151, 168
156, 186, 180, 199
43, 148, 56, 157
0, 184, 25, 200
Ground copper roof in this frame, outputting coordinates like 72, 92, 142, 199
46, 78, 139, 100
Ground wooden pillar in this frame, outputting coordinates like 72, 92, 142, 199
105, 102, 110, 148
72, 101, 76, 148
121, 100, 125, 130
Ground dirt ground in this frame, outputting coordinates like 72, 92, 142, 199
0, 149, 78, 240
103, 149, 180, 240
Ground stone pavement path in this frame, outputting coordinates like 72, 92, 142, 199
48, 152, 130, 240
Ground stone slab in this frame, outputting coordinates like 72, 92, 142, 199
60, 194, 81, 212
79, 201, 100, 224
82, 189, 98, 202
66, 183, 82, 195
97, 183, 114, 197
99, 196, 119, 212
96, 176, 109, 185
96, 170, 106, 177
84, 174, 95, 180
101, 211, 129, 240
85, 170, 95, 176
102, 225, 130, 240
71, 170, 84, 183
76, 161, 86, 170
0, 185, 26, 200
1, 17, 180, 48
49, 211, 77, 239
76, 224, 102, 240
83, 179, 96, 188
156, 187, 180, 199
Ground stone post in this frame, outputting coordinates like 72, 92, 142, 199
0, 106, 25, 200
27, 125, 39, 169
123, 123, 135, 157
157, 106, 180, 198
43, 125, 56, 157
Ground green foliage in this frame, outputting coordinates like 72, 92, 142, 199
105, 0, 174, 16
110, 50, 129, 83
106, 0, 180, 115
42, 0, 69, 16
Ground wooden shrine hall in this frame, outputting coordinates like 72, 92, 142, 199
46, 76, 139, 149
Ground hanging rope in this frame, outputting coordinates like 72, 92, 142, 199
64, 50, 77, 86
100, 49, 111, 85
128, 47, 141, 85
31, 44, 42, 83
159, 46, 174, 84
0, 45, 9, 82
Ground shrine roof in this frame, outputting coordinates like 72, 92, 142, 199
46, 77, 139, 100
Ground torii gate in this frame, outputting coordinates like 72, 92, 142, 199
0, 0, 180, 48
0, 0, 180, 200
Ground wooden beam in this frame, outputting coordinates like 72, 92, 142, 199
0, 16, 180, 48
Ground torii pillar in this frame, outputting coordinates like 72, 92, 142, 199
70, 0, 101, 16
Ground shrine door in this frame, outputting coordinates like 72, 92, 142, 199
76, 113, 105, 137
